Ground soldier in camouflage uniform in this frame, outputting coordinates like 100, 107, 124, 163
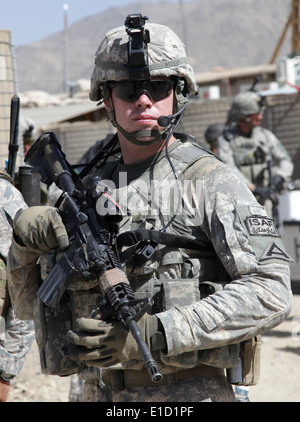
204, 123, 225, 154
217, 91, 294, 219
7, 16, 292, 402
0, 172, 35, 401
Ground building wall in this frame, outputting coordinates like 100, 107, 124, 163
47, 119, 114, 164
44, 94, 300, 180
0, 30, 22, 169
179, 95, 300, 180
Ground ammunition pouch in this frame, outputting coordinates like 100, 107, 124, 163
240, 335, 261, 385
134, 276, 240, 371
0, 259, 10, 320
33, 289, 100, 376
227, 336, 261, 386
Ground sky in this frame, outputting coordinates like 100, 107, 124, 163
0, 0, 183, 47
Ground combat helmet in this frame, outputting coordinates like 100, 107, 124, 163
204, 123, 225, 145
227, 91, 265, 124
90, 17, 198, 102
89, 14, 198, 145
19, 117, 39, 156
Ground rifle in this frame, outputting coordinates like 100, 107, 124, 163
7, 95, 20, 179
249, 75, 261, 92
25, 131, 162, 383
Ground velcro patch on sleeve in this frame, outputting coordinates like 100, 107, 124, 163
236, 204, 292, 263
261, 241, 294, 262
246, 216, 280, 237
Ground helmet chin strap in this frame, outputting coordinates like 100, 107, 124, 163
114, 121, 167, 146
108, 108, 170, 146
105, 81, 187, 146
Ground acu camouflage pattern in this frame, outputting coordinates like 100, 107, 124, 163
217, 126, 294, 189
7, 136, 292, 400
0, 258, 10, 320
0, 307, 35, 377
0, 174, 27, 259
227, 91, 262, 123
89, 23, 198, 102
88, 135, 291, 370
0, 176, 35, 377
0, 174, 27, 326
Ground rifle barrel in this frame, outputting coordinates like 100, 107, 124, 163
7, 95, 20, 178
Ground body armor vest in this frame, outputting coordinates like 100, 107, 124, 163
34, 135, 259, 384
224, 126, 276, 187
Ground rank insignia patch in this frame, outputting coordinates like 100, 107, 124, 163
246, 216, 279, 237
261, 242, 294, 262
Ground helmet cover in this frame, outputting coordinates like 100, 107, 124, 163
229, 91, 263, 121
90, 22, 198, 102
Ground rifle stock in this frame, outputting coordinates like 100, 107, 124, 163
25, 132, 162, 383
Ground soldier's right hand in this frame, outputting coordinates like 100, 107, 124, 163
13, 206, 69, 253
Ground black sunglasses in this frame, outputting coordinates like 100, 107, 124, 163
109, 79, 176, 103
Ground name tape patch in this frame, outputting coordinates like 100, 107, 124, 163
246, 216, 279, 237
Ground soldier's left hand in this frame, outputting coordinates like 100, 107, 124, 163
13, 206, 69, 253
66, 314, 158, 367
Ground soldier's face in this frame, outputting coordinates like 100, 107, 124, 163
247, 112, 263, 127
109, 79, 174, 139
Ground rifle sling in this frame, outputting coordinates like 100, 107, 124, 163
116, 229, 217, 258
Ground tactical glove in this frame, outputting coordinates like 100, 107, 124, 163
66, 314, 166, 368
13, 206, 69, 253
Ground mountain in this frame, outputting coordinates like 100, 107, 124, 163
15, 0, 292, 94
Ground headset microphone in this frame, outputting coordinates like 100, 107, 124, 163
158, 104, 187, 127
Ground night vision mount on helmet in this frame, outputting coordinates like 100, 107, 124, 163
89, 14, 198, 146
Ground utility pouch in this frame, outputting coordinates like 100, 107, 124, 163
34, 296, 83, 376
33, 289, 101, 376
227, 335, 261, 386
240, 335, 261, 385
161, 278, 200, 310
0, 260, 10, 320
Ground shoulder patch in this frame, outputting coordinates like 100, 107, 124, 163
246, 216, 279, 237
261, 242, 294, 262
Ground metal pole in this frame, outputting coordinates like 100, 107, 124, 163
63, 4, 69, 94
179, 0, 188, 56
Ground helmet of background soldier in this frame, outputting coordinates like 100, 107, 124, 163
89, 22, 198, 104
227, 91, 265, 123
19, 117, 39, 155
204, 123, 225, 145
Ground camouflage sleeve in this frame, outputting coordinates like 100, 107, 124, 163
263, 128, 294, 182
0, 178, 27, 259
0, 178, 35, 375
0, 178, 38, 320
7, 238, 40, 320
0, 307, 35, 376
157, 157, 292, 356
216, 135, 251, 186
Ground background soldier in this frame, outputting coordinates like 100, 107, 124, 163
7, 15, 292, 402
19, 117, 39, 157
0, 171, 35, 402
204, 123, 225, 154
217, 91, 294, 221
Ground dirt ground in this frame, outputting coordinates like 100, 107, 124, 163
6, 293, 300, 403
